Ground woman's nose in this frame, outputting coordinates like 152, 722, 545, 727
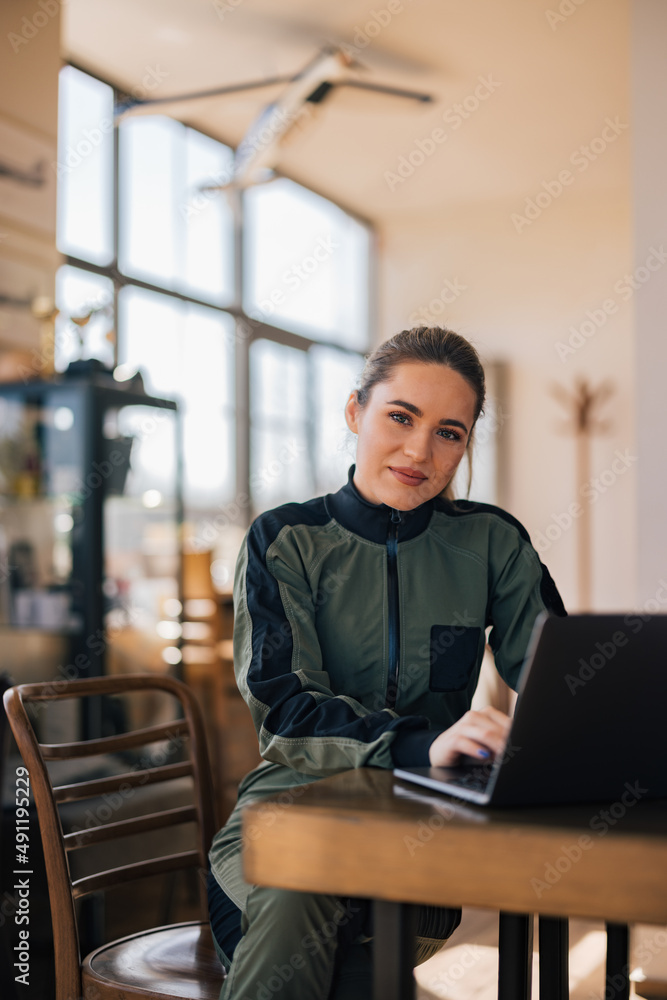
403, 430, 430, 462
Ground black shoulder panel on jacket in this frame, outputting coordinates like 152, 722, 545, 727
251, 496, 332, 539
434, 497, 531, 542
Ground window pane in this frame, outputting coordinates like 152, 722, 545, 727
113, 404, 178, 502
119, 117, 180, 287
119, 117, 234, 303
250, 340, 311, 509
244, 179, 370, 348
118, 286, 235, 510
250, 339, 307, 424
251, 424, 311, 512
184, 129, 235, 303
310, 346, 364, 493
55, 266, 115, 372
56, 66, 114, 265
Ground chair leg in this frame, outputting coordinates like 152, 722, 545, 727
606, 923, 630, 1000
498, 912, 533, 1000
539, 916, 569, 1000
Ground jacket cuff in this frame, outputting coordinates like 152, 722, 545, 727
390, 729, 441, 767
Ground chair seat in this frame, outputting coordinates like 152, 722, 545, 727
82, 921, 225, 1000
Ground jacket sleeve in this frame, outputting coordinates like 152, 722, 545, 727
487, 520, 567, 691
233, 514, 437, 778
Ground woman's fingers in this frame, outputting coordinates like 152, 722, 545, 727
455, 724, 505, 757
427, 708, 513, 767
429, 733, 492, 767
479, 705, 513, 731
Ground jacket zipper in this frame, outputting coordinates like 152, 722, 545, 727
385, 508, 401, 709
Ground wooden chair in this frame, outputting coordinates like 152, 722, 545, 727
3, 673, 225, 1000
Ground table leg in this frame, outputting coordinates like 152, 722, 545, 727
498, 912, 533, 1000
605, 923, 630, 1000
373, 901, 417, 1000
539, 916, 569, 1000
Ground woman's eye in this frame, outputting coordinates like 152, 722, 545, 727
389, 412, 411, 425
438, 427, 462, 441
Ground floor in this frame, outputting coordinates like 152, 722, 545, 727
414, 909, 653, 999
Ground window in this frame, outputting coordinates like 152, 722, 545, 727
56, 65, 373, 551
244, 179, 370, 348
56, 66, 114, 265
119, 117, 235, 303
118, 286, 235, 510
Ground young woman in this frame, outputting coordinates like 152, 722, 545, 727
208, 326, 565, 999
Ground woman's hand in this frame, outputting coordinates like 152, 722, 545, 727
428, 706, 512, 767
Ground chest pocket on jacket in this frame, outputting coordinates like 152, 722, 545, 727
429, 625, 482, 692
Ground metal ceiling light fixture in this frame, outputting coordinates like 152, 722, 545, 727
114, 46, 433, 189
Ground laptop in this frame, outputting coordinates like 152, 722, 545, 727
394, 612, 667, 806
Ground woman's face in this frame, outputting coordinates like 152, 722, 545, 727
345, 361, 478, 511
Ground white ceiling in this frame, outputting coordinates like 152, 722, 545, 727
62, 0, 630, 224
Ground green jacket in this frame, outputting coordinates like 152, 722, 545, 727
221, 467, 565, 812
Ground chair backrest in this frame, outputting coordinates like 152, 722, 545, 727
3, 673, 217, 1000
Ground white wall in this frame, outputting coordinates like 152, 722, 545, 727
632, 0, 667, 610
379, 187, 635, 612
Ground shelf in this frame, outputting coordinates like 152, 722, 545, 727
0, 623, 82, 636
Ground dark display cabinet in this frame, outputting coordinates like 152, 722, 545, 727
0, 367, 183, 733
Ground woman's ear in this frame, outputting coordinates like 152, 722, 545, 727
344, 391, 361, 434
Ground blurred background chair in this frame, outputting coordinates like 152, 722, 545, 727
3, 673, 225, 1000
181, 548, 261, 819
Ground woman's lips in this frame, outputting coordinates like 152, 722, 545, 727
389, 466, 428, 487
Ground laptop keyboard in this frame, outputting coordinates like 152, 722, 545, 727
444, 766, 493, 793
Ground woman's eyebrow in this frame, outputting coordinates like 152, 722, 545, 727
387, 399, 469, 434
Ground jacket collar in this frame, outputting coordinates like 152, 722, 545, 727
325, 466, 434, 544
